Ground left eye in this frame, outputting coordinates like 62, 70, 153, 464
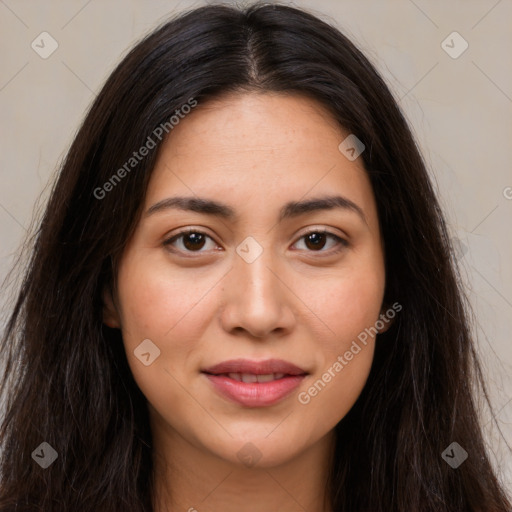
293, 230, 348, 253
163, 229, 347, 254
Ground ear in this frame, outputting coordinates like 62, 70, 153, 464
376, 304, 395, 334
102, 287, 121, 329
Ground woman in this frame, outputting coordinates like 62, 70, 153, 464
0, 2, 510, 511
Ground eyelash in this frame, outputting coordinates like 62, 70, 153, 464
163, 228, 349, 256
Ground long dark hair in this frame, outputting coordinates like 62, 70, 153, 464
0, 2, 510, 511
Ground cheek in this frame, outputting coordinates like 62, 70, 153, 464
114, 256, 214, 392
298, 343, 374, 436
294, 265, 384, 424
116, 254, 211, 343
298, 261, 385, 351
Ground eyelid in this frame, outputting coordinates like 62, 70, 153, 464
295, 225, 348, 241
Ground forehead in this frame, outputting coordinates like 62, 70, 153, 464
145, 92, 377, 227
157, 92, 348, 165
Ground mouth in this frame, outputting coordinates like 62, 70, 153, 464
201, 359, 308, 407
208, 372, 290, 383
202, 358, 308, 376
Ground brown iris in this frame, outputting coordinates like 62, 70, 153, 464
303, 232, 328, 251
182, 232, 207, 251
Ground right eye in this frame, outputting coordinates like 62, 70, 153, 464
163, 229, 220, 254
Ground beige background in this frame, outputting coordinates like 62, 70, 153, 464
1, 0, 511, 492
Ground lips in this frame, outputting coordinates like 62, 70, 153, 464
202, 358, 307, 376
202, 358, 308, 407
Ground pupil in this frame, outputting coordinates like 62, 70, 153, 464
306, 232, 326, 250
184, 233, 205, 251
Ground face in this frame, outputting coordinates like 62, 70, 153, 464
104, 92, 388, 469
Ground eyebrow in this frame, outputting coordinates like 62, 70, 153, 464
146, 194, 367, 224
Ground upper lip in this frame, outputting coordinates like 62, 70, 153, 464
202, 358, 308, 376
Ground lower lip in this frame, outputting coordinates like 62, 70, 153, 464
203, 373, 306, 407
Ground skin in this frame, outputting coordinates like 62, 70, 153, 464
103, 92, 391, 511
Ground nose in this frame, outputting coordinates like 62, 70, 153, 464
219, 248, 296, 339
